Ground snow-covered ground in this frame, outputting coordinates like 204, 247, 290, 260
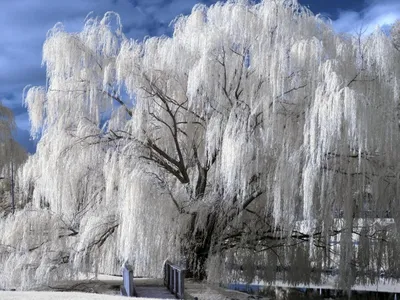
0, 291, 162, 300
0, 276, 270, 300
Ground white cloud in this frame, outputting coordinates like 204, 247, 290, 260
333, 0, 400, 34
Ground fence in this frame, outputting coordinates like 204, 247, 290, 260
164, 260, 186, 299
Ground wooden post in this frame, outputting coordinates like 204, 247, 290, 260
121, 263, 136, 297
177, 269, 186, 299
169, 264, 174, 292
174, 268, 178, 294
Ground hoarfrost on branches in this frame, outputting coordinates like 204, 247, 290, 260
1, 0, 400, 291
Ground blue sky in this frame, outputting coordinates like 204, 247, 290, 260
0, 0, 399, 152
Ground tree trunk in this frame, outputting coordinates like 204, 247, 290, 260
184, 211, 217, 280
11, 162, 14, 214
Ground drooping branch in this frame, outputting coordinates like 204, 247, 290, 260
103, 90, 133, 117
86, 223, 119, 250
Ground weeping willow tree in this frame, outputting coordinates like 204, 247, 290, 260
1, 0, 400, 290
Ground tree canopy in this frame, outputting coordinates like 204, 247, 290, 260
1, 0, 400, 291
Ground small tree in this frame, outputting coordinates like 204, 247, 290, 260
0, 103, 27, 215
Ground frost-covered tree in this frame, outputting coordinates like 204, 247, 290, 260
0, 103, 27, 215
1, 0, 400, 291
392, 20, 400, 52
